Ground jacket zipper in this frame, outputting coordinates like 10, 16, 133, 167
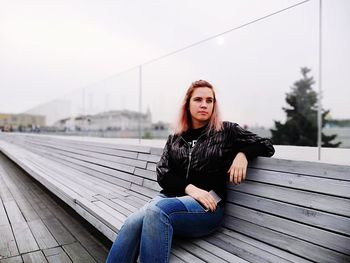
180, 132, 208, 181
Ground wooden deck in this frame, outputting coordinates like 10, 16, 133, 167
0, 152, 109, 263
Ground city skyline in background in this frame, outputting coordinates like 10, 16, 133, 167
1, 0, 349, 128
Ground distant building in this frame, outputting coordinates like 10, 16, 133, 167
54, 109, 152, 131
0, 113, 45, 132
25, 99, 71, 126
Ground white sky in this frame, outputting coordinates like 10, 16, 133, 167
1, 0, 349, 127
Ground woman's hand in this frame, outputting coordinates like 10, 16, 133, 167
185, 184, 216, 212
227, 152, 248, 185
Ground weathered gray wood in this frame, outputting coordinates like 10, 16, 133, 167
12, 222, 39, 254
224, 215, 350, 263
134, 168, 156, 180
142, 179, 162, 192
2, 134, 350, 263
0, 198, 10, 226
215, 228, 313, 263
62, 242, 96, 263
229, 181, 350, 216
137, 153, 160, 163
94, 195, 135, 217
0, 255, 23, 263
26, 137, 138, 159
40, 151, 136, 188
244, 168, 350, 198
146, 162, 157, 171
249, 157, 350, 181
192, 239, 250, 263
75, 203, 117, 242
27, 220, 58, 249
22, 250, 47, 263
41, 218, 76, 245
175, 241, 228, 263
92, 200, 127, 223
4, 201, 28, 224
170, 246, 205, 263
130, 183, 158, 198
42, 247, 72, 263
227, 191, 350, 237
0, 225, 19, 259
225, 202, 350, 254
26, 140, 147, 169
76, 197, 123, 233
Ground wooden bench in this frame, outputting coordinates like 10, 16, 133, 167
0, 133, 349, 263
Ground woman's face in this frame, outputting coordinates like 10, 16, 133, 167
189, 87, 214, 128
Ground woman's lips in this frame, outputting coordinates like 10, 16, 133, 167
198, 111, 208, 114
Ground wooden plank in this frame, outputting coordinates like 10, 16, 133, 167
216, 228, 313, 263
75, 203, 117, 242
143, 179, 162, 192
226, 203, 350, 255
134, 168, 156, 181
0, 198, 10, 226
94, 195, 134, 217
137, 153, 160, 163
170, 246, 205, 263
62, 242, 96, 263
76, 197, 123, 233
226, 192, 350, 238
42, 247, 72, 263
22, 251, 47, 263
25, 138, 138, 159
229, 181, 350, 217
130, 184, 158, 199
15, 199, 40, 222
41, 218, 76, 245
12, 222, 39, 254
92, 201, 127, 223
0, 255, 23, 263
51, 152, 138, 186
0, 175, 14, 202
192, 239, 250, 263
169, 254, 186, 263
28, 158, 98, 200
37, 151, 136, 189
23, 135, 152, 153
249, 157, 350, 180
3, 201, 26, 224
27, 220, 59, 249
223, 216, 350, 263
26, 140, 147, 169
242, 169, 350, 198
146, 162, 157, 171
175, 241, 228, 263
0, 225, 19, 259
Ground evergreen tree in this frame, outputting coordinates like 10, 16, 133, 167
271, 67, 341, 147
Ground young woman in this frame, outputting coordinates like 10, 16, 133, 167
106, 80, 275, 263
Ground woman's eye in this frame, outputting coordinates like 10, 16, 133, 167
207, 99, 213, 103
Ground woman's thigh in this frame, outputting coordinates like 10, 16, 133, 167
154, 195, 224, 238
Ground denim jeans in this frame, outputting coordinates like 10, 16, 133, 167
105, 193, 224, 263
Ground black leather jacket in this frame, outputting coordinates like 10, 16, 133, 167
156, 121, 275, 201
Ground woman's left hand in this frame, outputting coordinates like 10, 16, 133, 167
227, 152, 248, 184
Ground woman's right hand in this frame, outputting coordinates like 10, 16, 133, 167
185, 184, 217, 212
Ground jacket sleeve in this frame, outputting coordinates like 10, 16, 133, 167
156, 135, 189, 194
229, 123, 275, 159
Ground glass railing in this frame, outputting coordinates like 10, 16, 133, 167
2, 0, 348, 162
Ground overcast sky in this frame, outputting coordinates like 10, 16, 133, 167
1, 0, 349, 127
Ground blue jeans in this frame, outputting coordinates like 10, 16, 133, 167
106, 193, 224, 263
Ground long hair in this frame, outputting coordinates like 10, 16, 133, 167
174, 80, 223, 135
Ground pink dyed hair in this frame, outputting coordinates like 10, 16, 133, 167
174, 80, 223, 135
